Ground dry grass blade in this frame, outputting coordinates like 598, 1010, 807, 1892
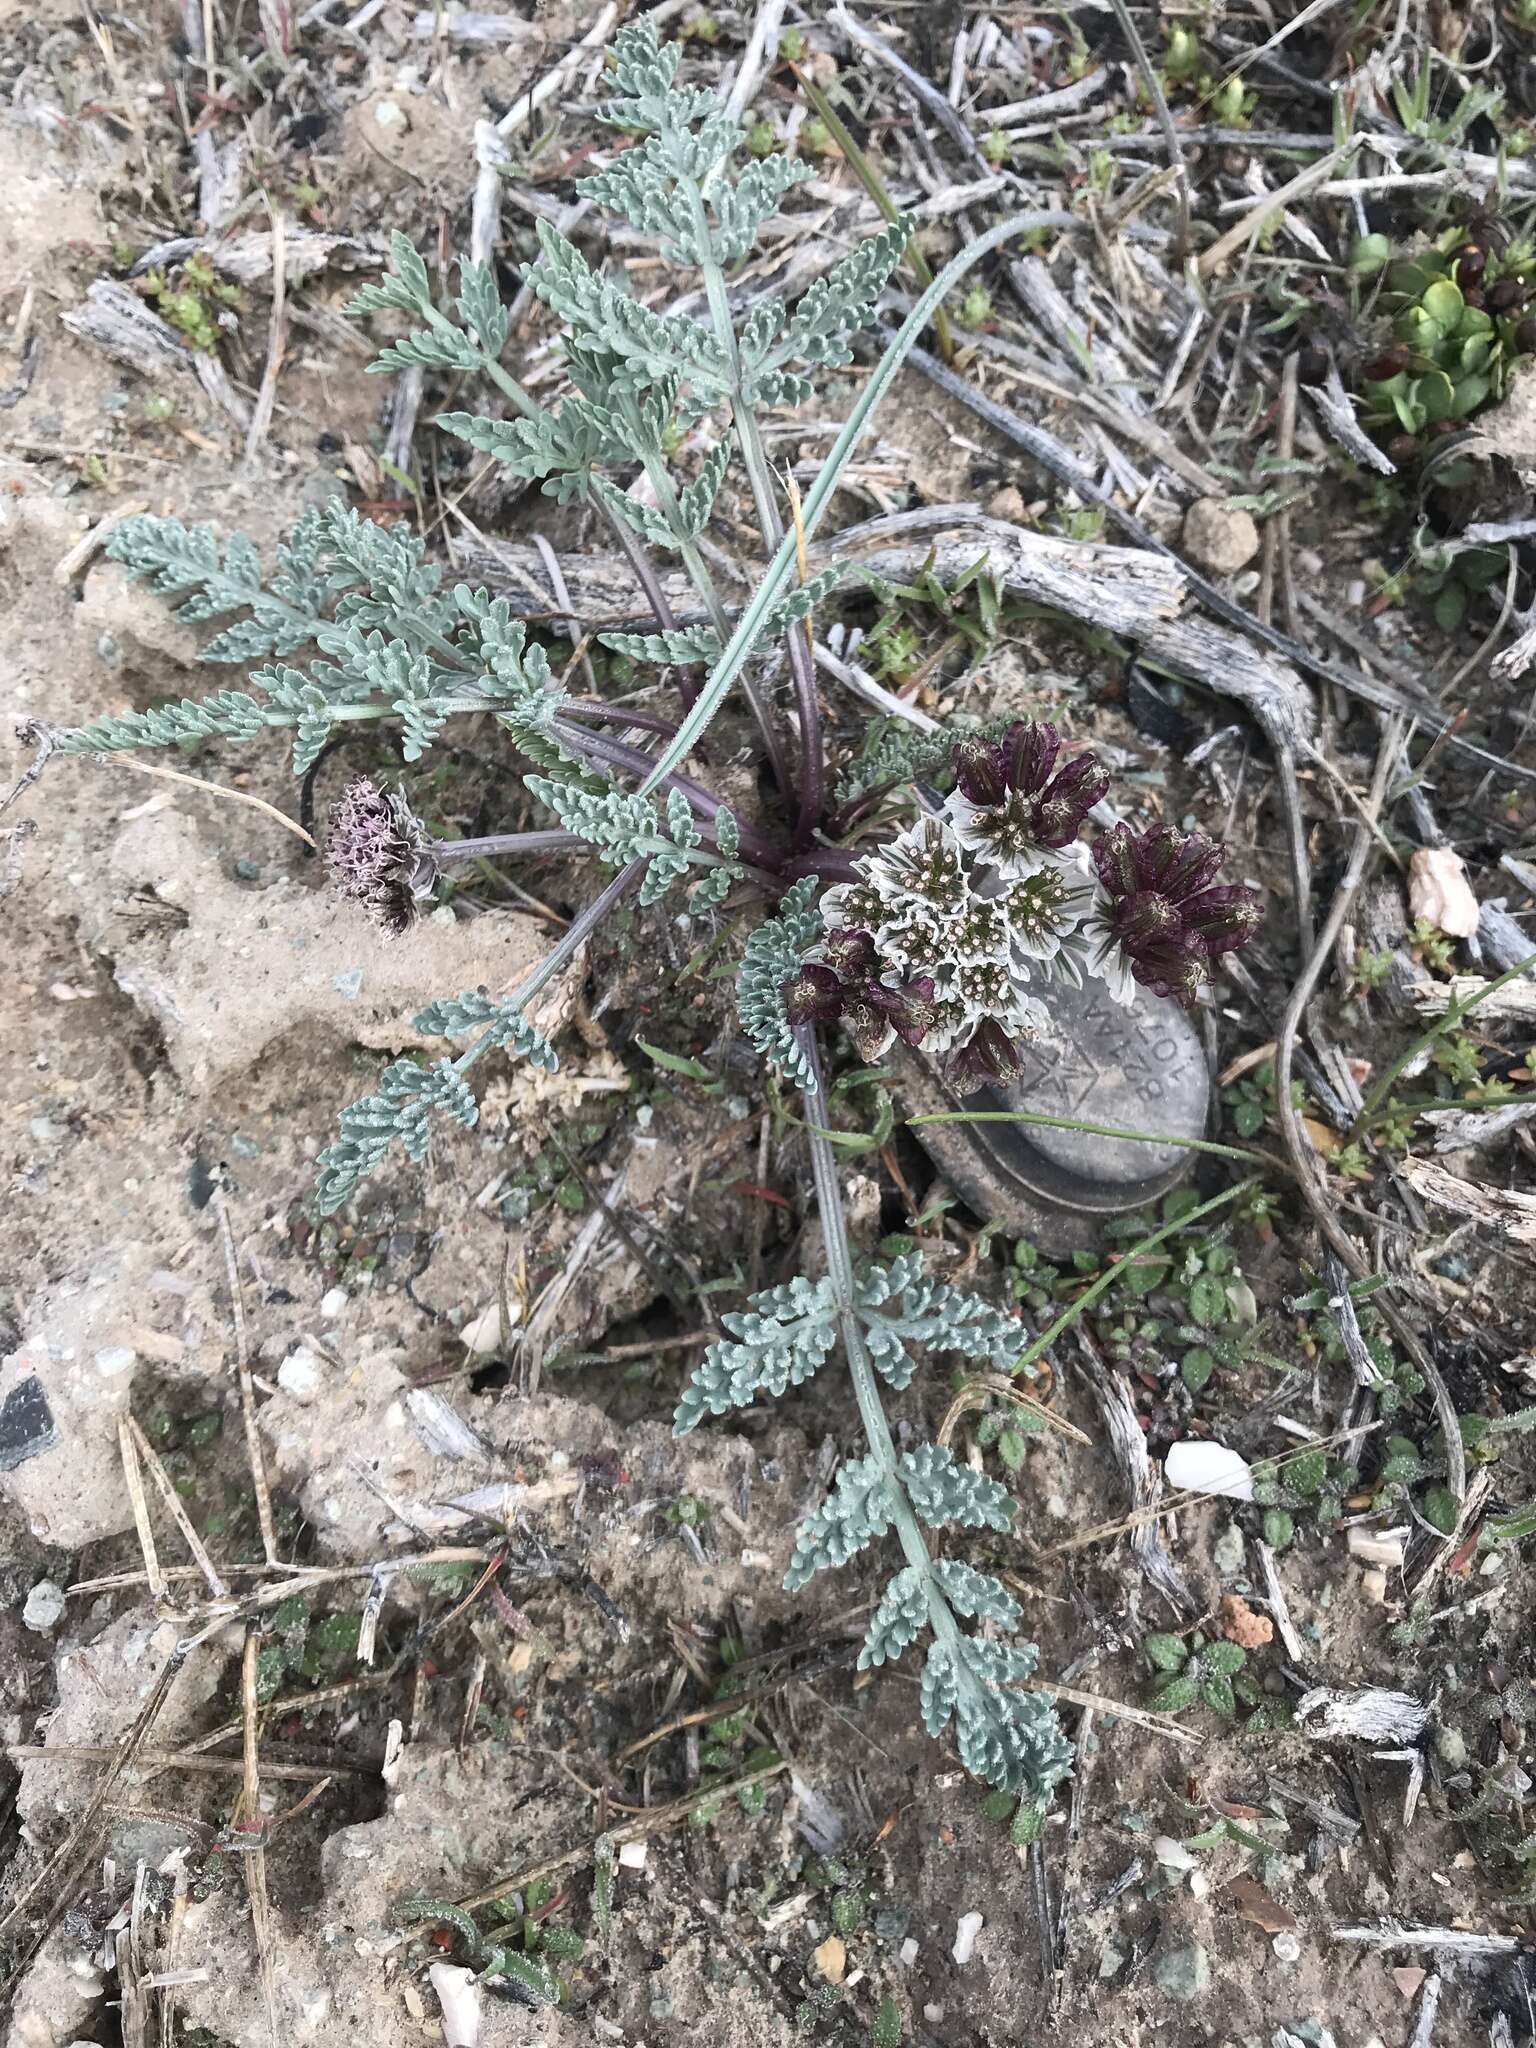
936, 1371, 1093, 1452
214, 1188, 279, 1565
118, 1415, 166, 1603
0, 1640, 188, 1962
126, 1415, 229, 1600
5, 1744, 356, 1782
238, 1624, 280, 2047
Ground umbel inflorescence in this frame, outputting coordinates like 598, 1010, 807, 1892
36, 17, 1265, 1807
768, 719, 1260, 1090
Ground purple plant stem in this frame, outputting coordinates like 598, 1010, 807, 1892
555, 718, 785, 869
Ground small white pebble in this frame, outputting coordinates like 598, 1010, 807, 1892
374, 99, 407, 130
1188, 1870, 1210, 1901
319, 1287, 348, 1319
94, 1346, 137, 1378
1153, 1834, 1195, 1871
923, 2005, 945, 2024
22, 1580, 66, 1634
618, 1841, 648, 1871
1272, 1931, 1302, 1963
899, 1938, 918, 1967
952, 1912, 983, 1966
1164, 1439, 1253, 1502
277, 1349, 321, 1402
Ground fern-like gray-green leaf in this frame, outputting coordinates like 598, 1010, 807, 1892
860, 1568, 928, 1669
411, 991, 558, 1069
735, 875, 823, 1092
898, 1444, 1014, 1534
783, 1454, 892, 1591
598, 622, 722, 665
673, 1273, 839, 1433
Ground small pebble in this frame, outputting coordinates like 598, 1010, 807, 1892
277, 1349, 321, 1402
374, 99, 408, 130
319, 1287, 348, 1319
617, 1840, 648, 1870
1188, 1870, 1210, 1901
1154, 1940, 1211, 2001
899, 1938, 918, 1967
1181, 497, 1260, 575
986, 484, 1025, 522
22, 1580, 66, 1634
1153, 1834, 1195, 1871
1361, 1567, 1389, 1605
1435, 1727, 1469, 1768
1272, 1931, 1302, 1963
94, 1346, 137, 1378
952, 1912, 983, 1966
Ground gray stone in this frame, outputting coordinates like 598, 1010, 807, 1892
1182, 497, 1261, 574
21, 1580, 66, 1634
1154, 1940, 1211, 2001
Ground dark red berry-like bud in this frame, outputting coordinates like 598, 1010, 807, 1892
1487, 276, 1527, 314
821, 926, 878, 980
781, 963, 845, 1026
1296, 344, 1329, 386
1457, 241, 1488, 285
858, 972, 939, 1048
1363, 346, 1410, 383
1461, 285, 1486, 311
1515, 318, 1536, 354
1386, 432, 1421, 464
1089, 823, 1261, 1009
948, 1018, 1028, 1088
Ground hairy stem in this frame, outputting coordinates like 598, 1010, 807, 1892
553, 719, 783, 868
433, 828, 583, 862
692, 194, 824, 842
796, 1029, 988, 1726
640, 210, 1056, 799
455, 858, 644, 1083
618, 397, 794, 803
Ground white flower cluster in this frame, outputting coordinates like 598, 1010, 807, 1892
820, 797, 1130, 1073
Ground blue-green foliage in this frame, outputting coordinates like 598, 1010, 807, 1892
68, 506, 563, 774
734, 876, 824, 1092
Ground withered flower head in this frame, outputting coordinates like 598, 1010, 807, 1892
948, 720, 1109, 870
1088, 823, 1261, 1008
325, 778, 433, 935
947, 1016, 1029, 1089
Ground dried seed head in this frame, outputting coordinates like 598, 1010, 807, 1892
325, 778, 433, 935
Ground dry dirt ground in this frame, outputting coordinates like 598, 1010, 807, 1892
1, 5, 1535, 2048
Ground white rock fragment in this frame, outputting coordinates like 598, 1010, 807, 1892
1346, 1524, 1407, 1569
319, 1287, 348, 1320
1408, 846, 1480, 939
276, 1348, 322, 1401
1273, 1931, 1302, 1962
460, 1301, 521, 1354
618, 1840, 648, 1871
1153, 1834, 1195, 1871
429, 1962, 480, 2048
374, 99, 408, 131
22, 1580, 66, 1633
899, 1938, 919, 1967
1165, 1439, 1253, 1502
93, 1345, 137, 1377
952, 1912, 984, 1966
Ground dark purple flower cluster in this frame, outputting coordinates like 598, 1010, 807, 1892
782, 926, 939, 1064
952, 720, 1110, 853
1091, 823, 1262, 1007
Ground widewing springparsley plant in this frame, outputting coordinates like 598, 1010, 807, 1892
38, 19, 1262, 1801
